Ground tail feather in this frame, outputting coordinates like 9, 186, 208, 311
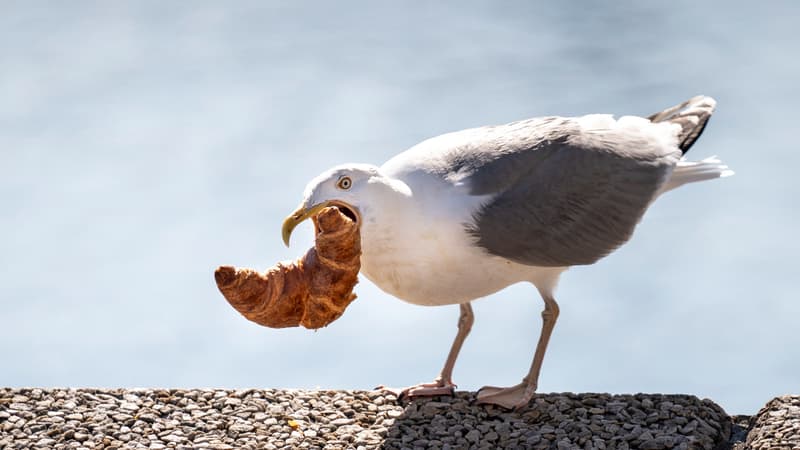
660, 156, 734, 194
649, 95, 716, 154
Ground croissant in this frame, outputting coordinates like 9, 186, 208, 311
214, 206, 360, 329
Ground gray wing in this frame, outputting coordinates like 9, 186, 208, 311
445, 117, 682, 267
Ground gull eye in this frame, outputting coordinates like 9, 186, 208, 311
337, 176, 352, 190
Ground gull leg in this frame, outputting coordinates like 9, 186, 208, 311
378, 303, 474, 398
477, 292, 559, 409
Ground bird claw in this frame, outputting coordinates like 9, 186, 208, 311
405, 383, 456, 399
476, 382, 535, 410
376, 380, 456, 400
373, 385, 403, 397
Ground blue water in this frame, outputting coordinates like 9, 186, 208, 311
1, 2, 798, 415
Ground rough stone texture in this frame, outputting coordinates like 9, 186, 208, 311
0, 388, 736, 449
743, 395, 800, 450
728, 415, 753, 450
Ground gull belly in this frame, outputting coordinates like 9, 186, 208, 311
359, 225, 543, 306
357, 172, 564, 306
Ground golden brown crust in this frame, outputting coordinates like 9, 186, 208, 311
214, 206, 360, 329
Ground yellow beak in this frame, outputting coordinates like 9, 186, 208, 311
281, 201, 333, 247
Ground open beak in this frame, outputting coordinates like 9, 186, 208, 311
282, 201, 332, 247
281, 200, 360, 247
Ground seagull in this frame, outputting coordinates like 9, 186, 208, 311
281, 95, 732, 409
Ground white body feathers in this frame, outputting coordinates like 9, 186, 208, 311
299, 97, 731, 307
360, 114, 731, 306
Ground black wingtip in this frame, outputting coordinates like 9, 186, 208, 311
649, 95, 716, 154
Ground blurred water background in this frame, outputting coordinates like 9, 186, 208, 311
2, 1, 798, 415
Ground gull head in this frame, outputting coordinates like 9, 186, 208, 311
281, 163, 409, 246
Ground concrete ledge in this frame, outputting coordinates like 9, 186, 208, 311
0, 388, 793, 449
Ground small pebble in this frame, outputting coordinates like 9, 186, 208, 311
0, 387, 759, 449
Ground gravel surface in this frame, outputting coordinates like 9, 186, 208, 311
743, 395, 800, 449
1, 388, 734, 449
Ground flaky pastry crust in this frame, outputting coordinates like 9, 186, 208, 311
215, 206, 360, 329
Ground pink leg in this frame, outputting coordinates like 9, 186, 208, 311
378, 303, 474, 398
476, 293, 559, 409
